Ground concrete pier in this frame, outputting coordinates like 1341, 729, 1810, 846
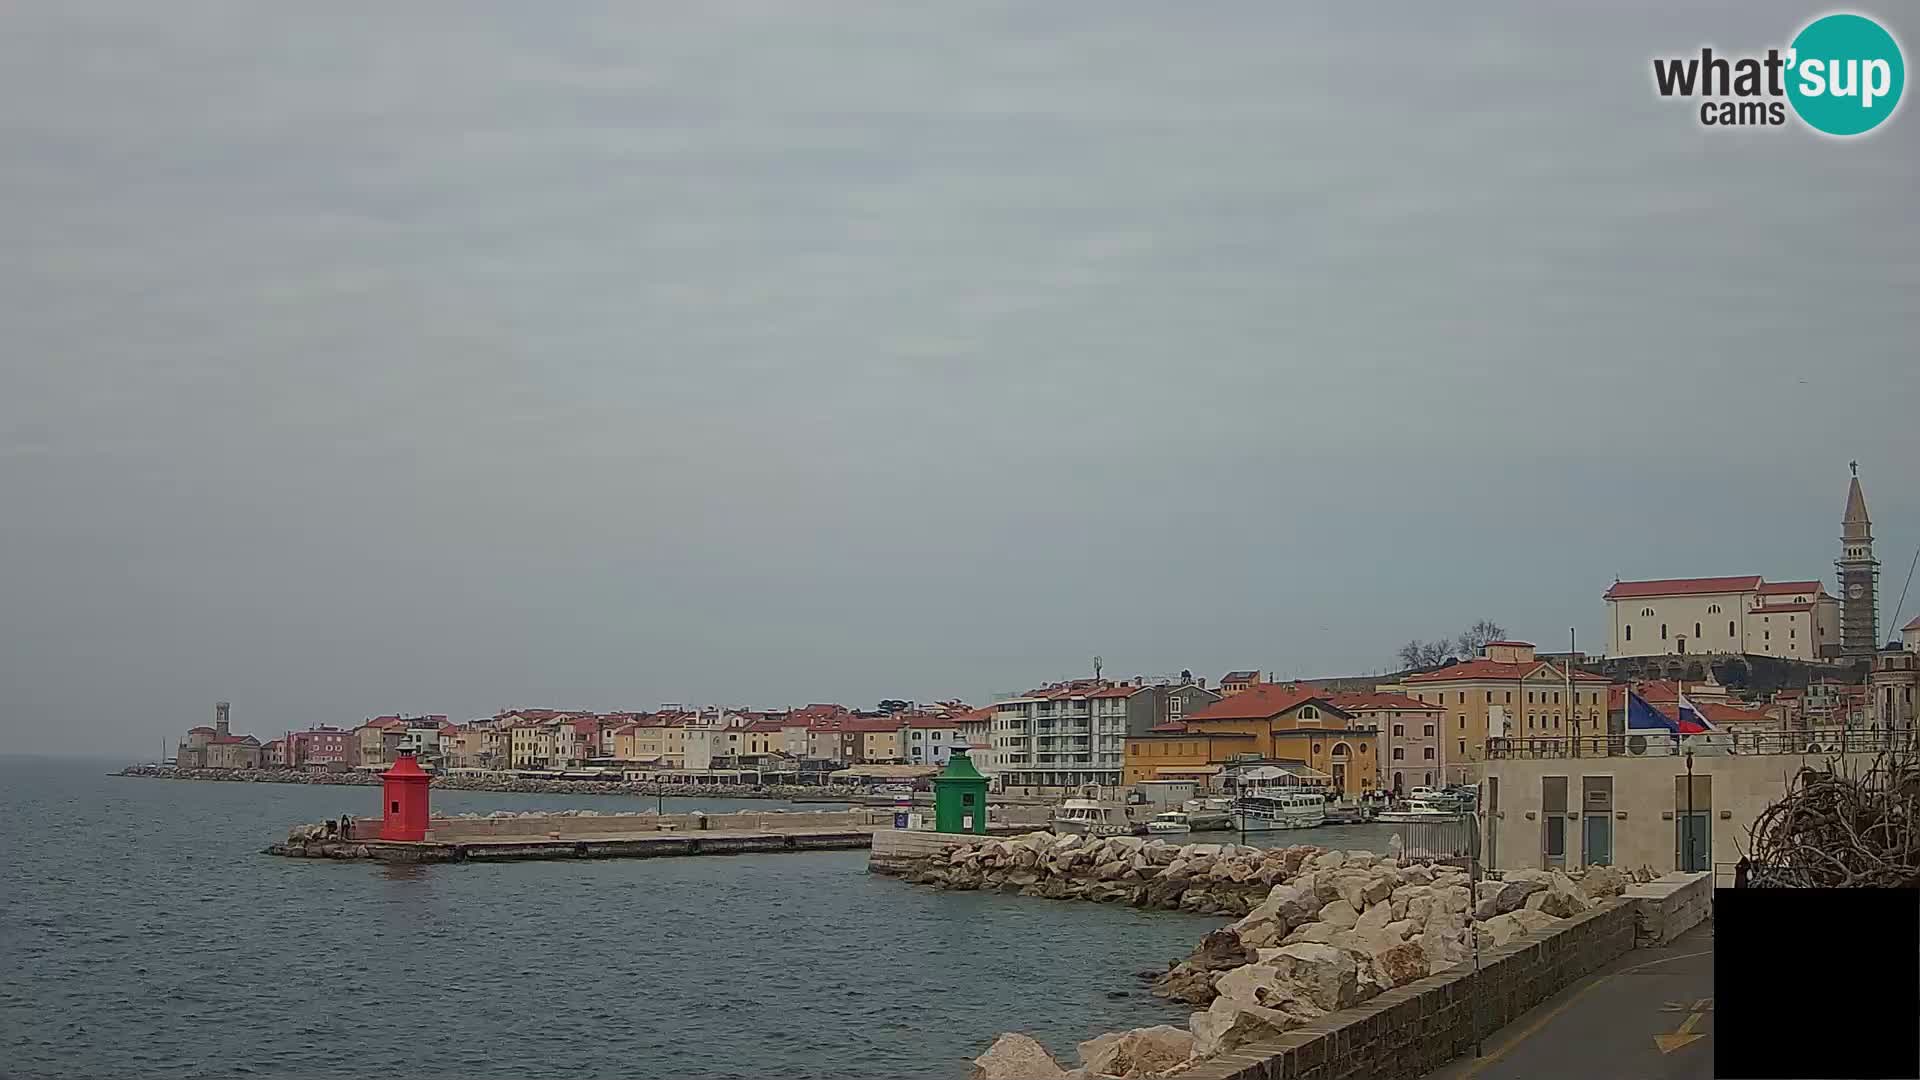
268, 807, 1049, 864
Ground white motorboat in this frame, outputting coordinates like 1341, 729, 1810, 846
1146, 810, 1193, 835
1179, 796, 1233, 831
1052, 798, 1142, 837
1230, 790, 1327, 831
1375, 797, 1467, 823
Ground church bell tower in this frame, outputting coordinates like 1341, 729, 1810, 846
1837, 462, 1879, 656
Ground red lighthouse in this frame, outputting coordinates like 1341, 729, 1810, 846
378, 752, 431, 841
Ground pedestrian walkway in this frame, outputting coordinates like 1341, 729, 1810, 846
1429, 920, 1715, 1080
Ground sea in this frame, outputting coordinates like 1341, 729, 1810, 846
0, 756, 1396, 1080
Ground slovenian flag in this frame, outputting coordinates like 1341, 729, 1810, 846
1674, 692, 1715, 734
1626, 690, 1711, 735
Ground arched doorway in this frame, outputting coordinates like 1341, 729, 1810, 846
1330, 742, 1351, 794
1392, 771, 1404, 794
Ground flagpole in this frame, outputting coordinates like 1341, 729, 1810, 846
1567, 627, 1578, 758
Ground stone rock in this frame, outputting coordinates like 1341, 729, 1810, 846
1473, 879, 1545, 920
1503, 868, 1554, 887
1435, 884, 1472, 915
1382, 919, 1417, 943
1263, 941, 1364, 1011
1480, 912, 1525, 946
1187, 928, 1256, 972
1095, 860, 1128, 881
1533, 872, 1590, 918
1344, 850, 1378, 868
1077, 1025, 1194, 1078
1375, 941, 1431, 987
971, 1033, 1065, 1080
1353, 900, 1394, 938
1509, 907, 1561, 934
1579, 865, 1628, 899
1309, 848, 1346, 871
1281, 920, 1340, 945
1417, 927, 1468, 971
1401, 863, 1434, 885
950, 846, 976, 865
1150, 963, 1219, 1005
1318, 899, 1359, 930
1266, 882, 1323, 924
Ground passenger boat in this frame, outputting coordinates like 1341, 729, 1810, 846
1375, 797, 1467, 824
1052, 798, 1143, 837
1229, 790, 1327, 831
1146, 810, 1193, 835
1322, 799, 1376, 825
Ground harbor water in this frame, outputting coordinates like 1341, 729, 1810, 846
3, 756, 1236, 1080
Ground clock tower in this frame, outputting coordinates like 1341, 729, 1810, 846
1837, 462, 1879, 657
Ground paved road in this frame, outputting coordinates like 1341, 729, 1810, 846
1429, 921, 1715, 1080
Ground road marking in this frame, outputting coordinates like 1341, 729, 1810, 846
1656, 1008, 1709, 1054
1449, 949, 1713, 1078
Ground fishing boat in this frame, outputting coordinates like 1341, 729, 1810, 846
1179, 796, 1234, 832
1375, 797, 1467, 824
1052, 798, 1143, 837
1146, 809, 1193, 836
1229, 789, 1327, 831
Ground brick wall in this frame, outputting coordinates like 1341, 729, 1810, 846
1181, 899, 1640, 1080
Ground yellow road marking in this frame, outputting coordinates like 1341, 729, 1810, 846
1449, 949, 1712, 1079
1656, 1008, 1708, 1054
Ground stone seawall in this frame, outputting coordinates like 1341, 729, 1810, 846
938, 833, 1639, 1079
1178, 899, 1640, 1080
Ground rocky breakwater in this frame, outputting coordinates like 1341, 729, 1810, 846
962, 847, 1632, 1079
901, 832, 1305, 916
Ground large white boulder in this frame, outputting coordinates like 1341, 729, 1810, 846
971, 1033, 1065, 1080
1317, 899, 1360, 930
1076, 1025, 1194, 1079
1262, 942, 1365, 1011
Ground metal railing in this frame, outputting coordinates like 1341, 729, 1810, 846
1486, 727, 1917, 760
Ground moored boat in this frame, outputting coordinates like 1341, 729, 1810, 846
1229, 790, 1327, 831
1146, 810, 1193, 835
1052, 797, 1144, 837
1375, 796, 1466, 824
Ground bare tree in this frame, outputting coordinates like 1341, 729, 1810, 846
1454, 619, 1508, 660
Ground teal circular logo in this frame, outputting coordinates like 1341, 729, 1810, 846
1786, 14, 1905, 135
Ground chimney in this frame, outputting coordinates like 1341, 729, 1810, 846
215, 701, 231, 738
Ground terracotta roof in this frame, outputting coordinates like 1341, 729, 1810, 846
1604, 576, 1762, 599
1147, 722, 1189, 733
898, 714, 963, 729
1404, 658, 1608, 685
1183, 683, 1346, 722
1086, 685, 1142, 699
1329, 692, 1443, 713
1703, 702, 1771, 724
1757, 581, 1824, 596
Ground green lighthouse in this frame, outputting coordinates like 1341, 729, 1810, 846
932, 748, 990, 835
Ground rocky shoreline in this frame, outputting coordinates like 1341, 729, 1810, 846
115, 765, 862, 801
884, 831, 1639, 1079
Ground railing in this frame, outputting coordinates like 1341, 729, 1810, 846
1486, 727, 1917, 760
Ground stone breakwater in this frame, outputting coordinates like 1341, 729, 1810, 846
116, 765, 861, 801
883, 832, 1632, 1080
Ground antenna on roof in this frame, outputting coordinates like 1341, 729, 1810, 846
1093, 655, 1104, 681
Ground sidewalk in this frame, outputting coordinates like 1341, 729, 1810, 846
1428, 920, 1715, 1080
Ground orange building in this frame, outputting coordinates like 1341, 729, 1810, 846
1124, 683, 1381, 796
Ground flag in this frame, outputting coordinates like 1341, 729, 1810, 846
1626, 690, 1684, 735
1674, 692, 1715, 734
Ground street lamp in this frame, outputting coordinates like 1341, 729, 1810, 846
1683, 745, 1696, 872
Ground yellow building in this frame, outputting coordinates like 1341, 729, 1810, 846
1396, 641, 1610, 779
1124, 684, 1381, 796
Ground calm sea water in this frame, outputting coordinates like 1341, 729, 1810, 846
0, 757, 1238, 1080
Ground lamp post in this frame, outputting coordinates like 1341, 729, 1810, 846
1684, 745, 1696, 872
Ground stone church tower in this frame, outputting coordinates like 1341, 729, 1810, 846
1837, 463, 1879, 656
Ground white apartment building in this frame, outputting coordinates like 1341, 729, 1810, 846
989, 683, 1131, 793
1604, 576, 1840, 660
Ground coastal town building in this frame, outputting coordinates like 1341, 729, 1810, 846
1121, 684, 1381, 797
1330, 691, 1446, 794
1603, 576, 1840, 660
900, 714, 964, 766
355, 716, 411, 767
1870, 644, 1919, 730
1396, 641, 1610, 784
261, 738, 286, 767
1218, 670, 1263, 696
989, 680, 1131, 793
286, 726, 353, 767
1903, 615, 1920, 653
175, 702, 265, 769
1836, 467, 1880, 656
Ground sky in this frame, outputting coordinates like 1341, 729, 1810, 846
2, 3, 1915, 754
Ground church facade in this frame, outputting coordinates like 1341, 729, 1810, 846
1602, 467, 1876, 661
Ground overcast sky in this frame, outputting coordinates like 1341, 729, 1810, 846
3, 3, 1914, 754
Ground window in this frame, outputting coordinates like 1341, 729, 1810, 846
1694, 622, 1702, 638
1129, 745, 1139, 756
1642, 607, 1655, 617
1527, 691, 1535, 704
1457, 692, 1465, 704
1790, 628, 1796, 640
1424, 747, 1435, 759
1392, 723, 1405, 736
1393, 748, 1405, 760
1505, 691, 1512, 703
1661, 623, 1668, 639
1765, 630, 1771, 641
1626, 625, 1632, 641
1459, 716, 1465, 730
1729, 620, 1736, 637
1458, 739, 1467, 756
1708, 604, 1721, 614
1424, 723, 1435, 736
1298, 706, 1319, 720
1553, 692, 1560, 705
